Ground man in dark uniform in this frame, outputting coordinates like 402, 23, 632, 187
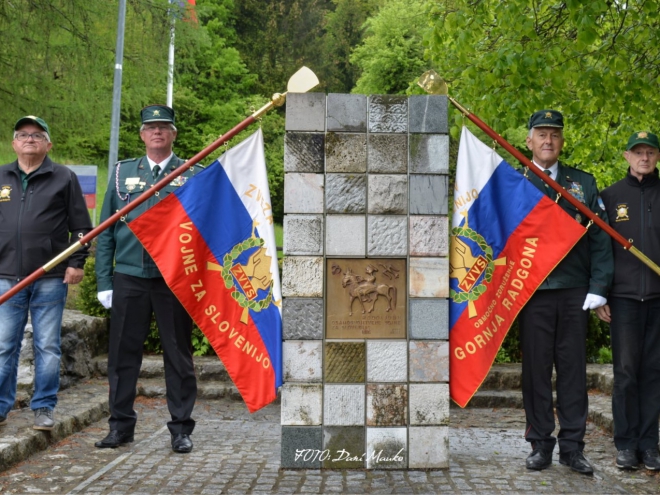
597, 131, 660, 471
520, 110, 613, 474
95, 105, 200, 453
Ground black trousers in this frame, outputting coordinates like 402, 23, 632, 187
107, 273, 197, 435
519, 286, 588, 453
610, 296, 660, 452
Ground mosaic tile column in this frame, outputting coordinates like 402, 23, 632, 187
281, 93, 449, 469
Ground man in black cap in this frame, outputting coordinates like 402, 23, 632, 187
0, 116, 91, 430
520, 109, 613, 474
95, 105, 200, 453
597, 131, 660, 471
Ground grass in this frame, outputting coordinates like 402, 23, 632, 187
274, 223, 283, 258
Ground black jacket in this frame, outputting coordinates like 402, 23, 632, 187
0, 156, 92, 280
601, 169, 660, 300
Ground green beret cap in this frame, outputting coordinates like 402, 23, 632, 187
528, 109, 564, 129
626, 131, 660, 150
14, 115, 50, 135
141, 105, 175, 124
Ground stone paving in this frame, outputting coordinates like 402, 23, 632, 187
0, 394, 659, 494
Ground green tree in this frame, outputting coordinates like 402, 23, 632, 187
428, 0, 660, 186
319, 0, 382, 93
0, 0, 176, 163
233, 0, 333, 94
350, 0, 429, 95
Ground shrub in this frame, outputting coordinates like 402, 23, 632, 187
494, 313, 612, 364
75, 246, 214, 356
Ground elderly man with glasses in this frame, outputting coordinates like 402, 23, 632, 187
95, 105, 202, 453
0, 116, 92, 430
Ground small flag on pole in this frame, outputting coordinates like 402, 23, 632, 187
129, 129, 282, 412
449, 127, 584, 407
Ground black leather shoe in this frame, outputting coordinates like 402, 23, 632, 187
559, 450, 594, 475
95, 430, 134, 448
616, 449, 639, 470
526, 448, 553, 470
639, 449, 660, 471
171, 433, 193, 453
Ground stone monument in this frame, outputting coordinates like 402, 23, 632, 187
281, 93, 449, 469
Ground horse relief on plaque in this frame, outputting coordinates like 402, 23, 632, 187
326, 259, 406, 339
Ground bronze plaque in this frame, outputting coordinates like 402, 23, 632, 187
326, 259, 406, 339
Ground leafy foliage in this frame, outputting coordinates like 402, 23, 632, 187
0, 0, 175, 163
233, 0, 333, 94
320, 0, 383, 92
351, 0, 429, 94
76, 246, 110, 318
428, 0, 660, 186
76, 248, 214, 356
495, 314, 612, 365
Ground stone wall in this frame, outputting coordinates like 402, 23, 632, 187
16, 310, 108, 407
280, 93, 449, 469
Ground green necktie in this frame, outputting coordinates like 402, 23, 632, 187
152, 164, 160, 180
543, 169, 552, 196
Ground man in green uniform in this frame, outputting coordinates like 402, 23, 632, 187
520, 110, 613, 474
95, 105, 200, 453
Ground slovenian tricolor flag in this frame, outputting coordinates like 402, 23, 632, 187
129, 129, 282, 412
449, 127, 584, 407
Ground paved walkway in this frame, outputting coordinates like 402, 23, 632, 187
0, 393, 658, 494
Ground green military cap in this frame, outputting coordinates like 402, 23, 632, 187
528, 109, 564, 129
626, 131, 659, 150
14, 115, 50, 135
141, 104, 175, 124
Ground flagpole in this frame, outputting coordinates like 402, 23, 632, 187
166, 0, 175, 107
107, 0, 127, 181
416, 71, 660, 277
0, 67, 320, 306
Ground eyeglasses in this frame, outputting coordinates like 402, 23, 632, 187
143, 125, 173, 133
14, 132, 48, 142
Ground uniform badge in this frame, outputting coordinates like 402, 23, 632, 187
597, 196, 606, 211
0, 185, 11, 202
125, 177, 140, 192
170, 176, 188, 187
575, 214, 582, 223
615, 204, 629, 222
568, 181, 586, 203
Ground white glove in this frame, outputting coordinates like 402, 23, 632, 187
582, 293, 607, 311
97, 290, 113, 309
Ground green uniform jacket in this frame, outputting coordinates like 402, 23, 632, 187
95, 155, 202, 292
524, 162, 613, 296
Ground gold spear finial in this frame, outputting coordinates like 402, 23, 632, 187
417, 70, 448, 95
253, 66, 320, 118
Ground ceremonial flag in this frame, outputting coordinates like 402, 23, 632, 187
129, 129, 282, 412
449, 127, 584, 407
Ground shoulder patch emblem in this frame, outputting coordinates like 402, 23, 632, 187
0, 185, 11, 202
615, 204, 629, 222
